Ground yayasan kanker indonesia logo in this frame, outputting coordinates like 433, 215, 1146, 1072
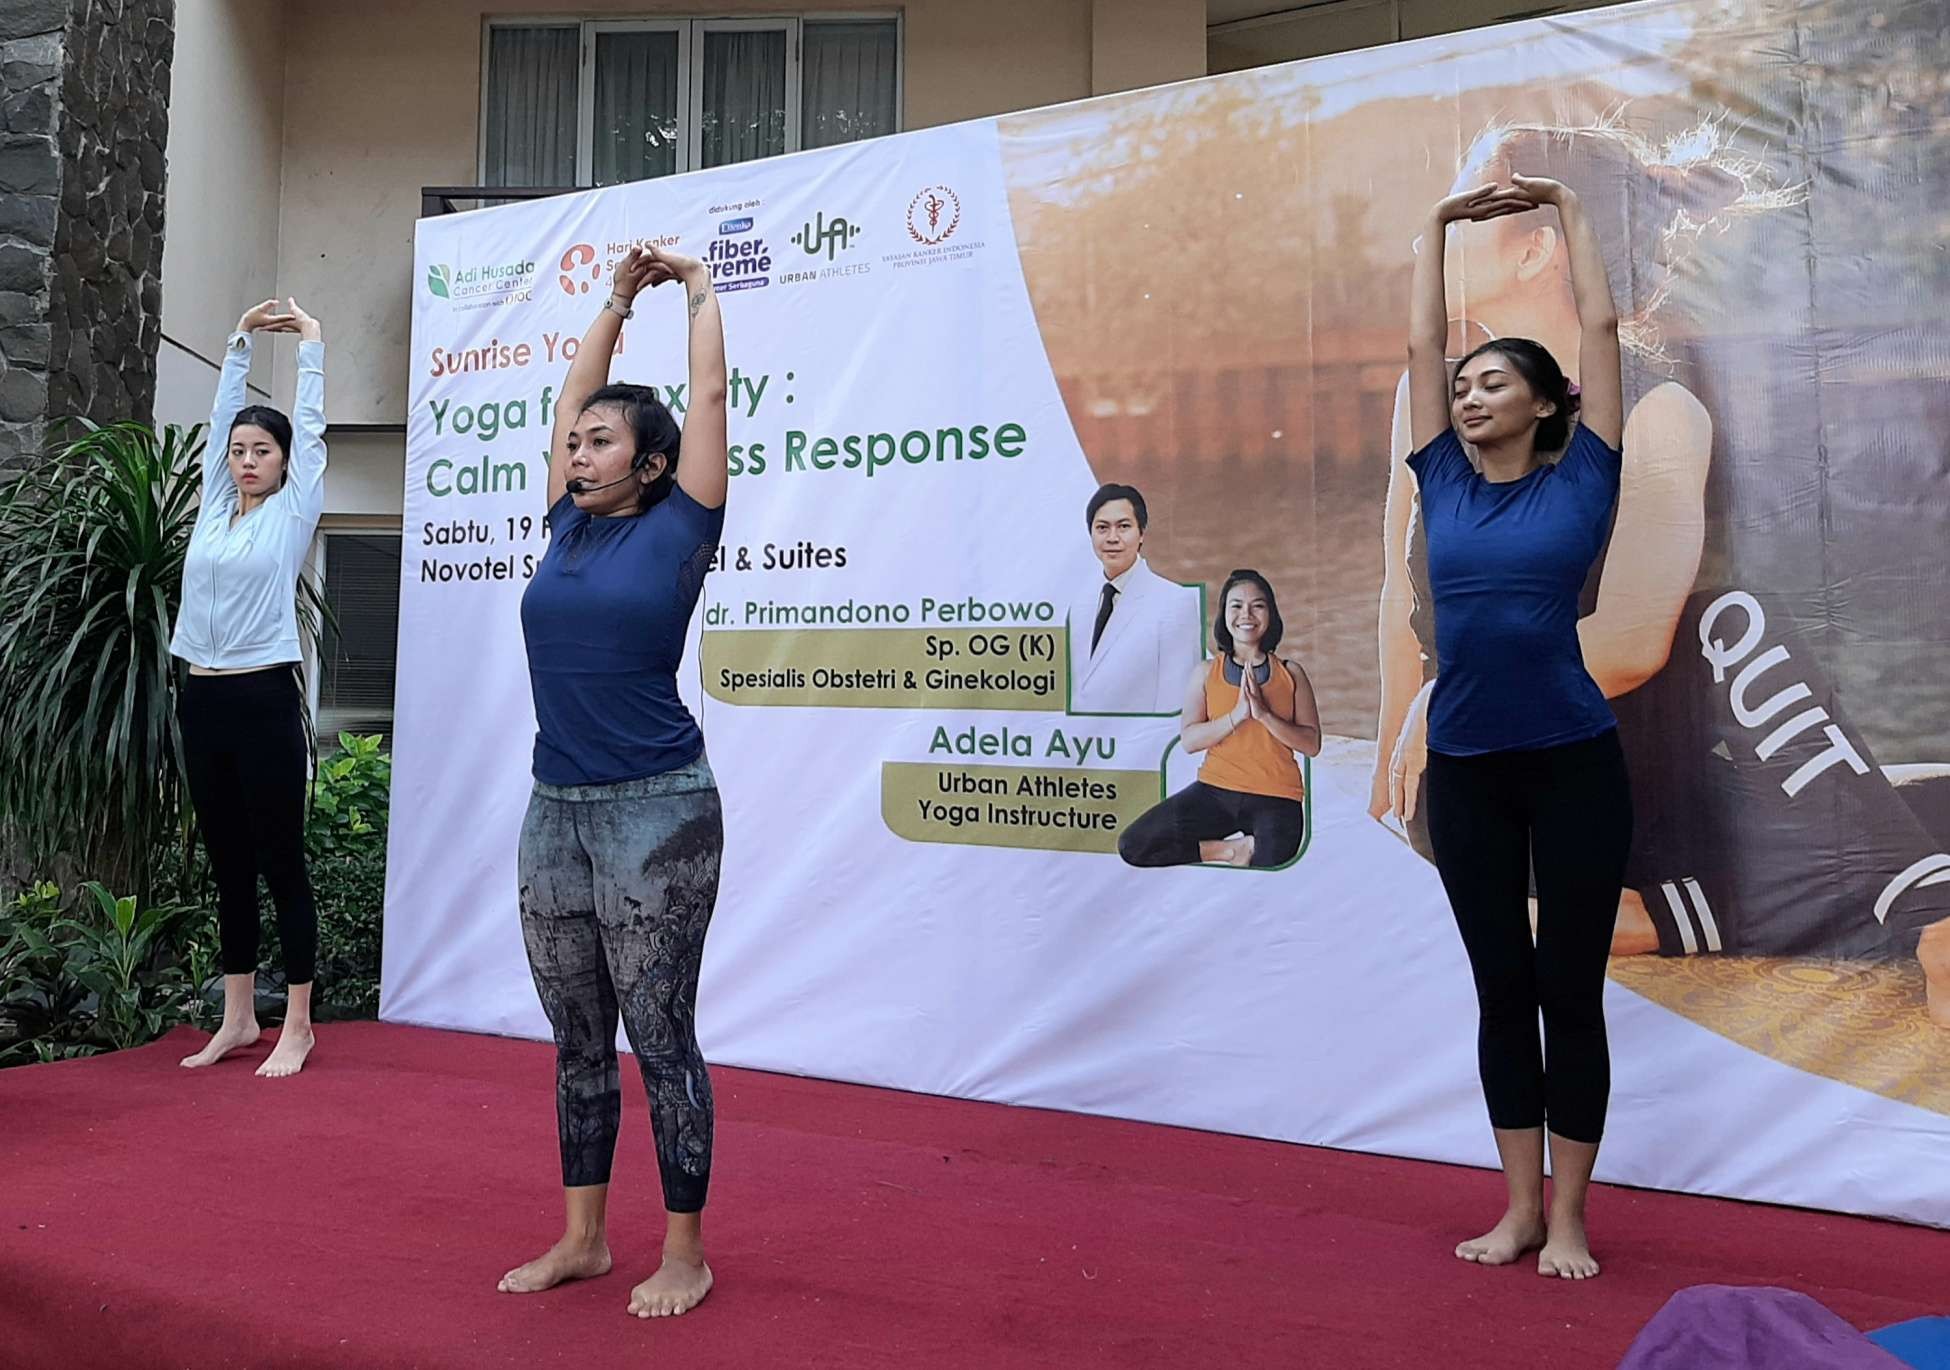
906, 186, 960, 246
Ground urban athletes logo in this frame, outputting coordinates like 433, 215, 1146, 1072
791, 211, 861, 261
906, 186, 960, 246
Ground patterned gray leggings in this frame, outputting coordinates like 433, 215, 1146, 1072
516, 757, 722, 1212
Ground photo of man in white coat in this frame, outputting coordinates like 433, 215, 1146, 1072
1069, 483, 1205, 714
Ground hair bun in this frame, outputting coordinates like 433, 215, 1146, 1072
1648, 160, 1747, 221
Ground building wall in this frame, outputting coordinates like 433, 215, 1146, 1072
155, 0, 288, 428
1093, 0, 1208, 94
156, 1, 1631, 505
266, 0, 1203, 440
322, 431, 419, 520
139, 0, 1195, 513
1208, 0, 1625, 74
0, 0, 175, 462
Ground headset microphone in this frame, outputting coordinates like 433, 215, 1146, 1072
564, 471, 639, 496
566, 446, 664, 497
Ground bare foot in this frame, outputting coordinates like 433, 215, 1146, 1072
1919, 920, 1950, 1028
1197, 836, 1256, 867
627, 1255, 713, 1318
180, 1020, 260, 1068
1537, 1215, 1600, 1279
256, 1025, 315, 1078
1455, 1209, 1546, 1265
498, 1235, 612, 1293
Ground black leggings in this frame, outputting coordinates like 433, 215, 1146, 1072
178, 667, 317, 986
1424, 730, 1631, 1145
517, 759, 723, 1212
1118, 781, 1306, 869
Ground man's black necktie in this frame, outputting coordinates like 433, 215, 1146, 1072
1091, 581, 1118, 653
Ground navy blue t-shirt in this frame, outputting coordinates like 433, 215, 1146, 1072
520, 485, 724, 785
1406, 423, 1620, 756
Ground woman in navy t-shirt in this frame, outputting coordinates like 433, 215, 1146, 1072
1404, 175, 1630, 1281
498, 245, 727, 1320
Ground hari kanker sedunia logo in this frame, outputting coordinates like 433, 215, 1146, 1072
558, 243, 601, 297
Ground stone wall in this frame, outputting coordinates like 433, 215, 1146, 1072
0, 0, 173, 466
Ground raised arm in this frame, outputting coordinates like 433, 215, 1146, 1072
649, 245, 727, 511
1511, 175, 1622, 447
1372, 374, 1427, 816
1579, 382, 1710, 695
547, 248, 656, 509
1408, 185, 1531, 453
204, 299, 294, 508
281, 298, 327, 522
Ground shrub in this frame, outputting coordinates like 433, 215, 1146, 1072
0, 881, 211, 1066
0, 420, 326, 903
309, 734, 390, 1018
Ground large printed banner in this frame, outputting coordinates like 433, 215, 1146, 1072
386, 0, 1950, 1227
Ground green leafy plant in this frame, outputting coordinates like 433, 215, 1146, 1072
0, 421, 326, 902
0, 881, 80, 1055
0, 422, 200, 897
309, 733, 391, 1017
0, 880, 204, 1065
52, 883, 197, 1051
0, 727, 393, 1066
156, 733, 392, 1021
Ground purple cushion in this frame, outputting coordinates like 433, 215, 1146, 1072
1619, 1286, 1908, 1370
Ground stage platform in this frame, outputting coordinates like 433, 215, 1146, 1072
1, 1023, 1941, 1368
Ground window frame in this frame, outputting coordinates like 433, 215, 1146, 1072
692, 16, 801, 171
479, 12, 903, 188
799, 11, 906, 155
581, 18, 693, 183
310, 522, 406, 746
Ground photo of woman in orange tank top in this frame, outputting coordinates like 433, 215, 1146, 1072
1118, 570, 1323, 869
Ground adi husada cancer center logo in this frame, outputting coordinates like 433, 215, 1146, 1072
424, 255, 540, 309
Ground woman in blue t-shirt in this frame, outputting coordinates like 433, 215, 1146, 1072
497, 244, 728, 1320
1404, 175, 1630, 1281
1378, 120, 1950, 1017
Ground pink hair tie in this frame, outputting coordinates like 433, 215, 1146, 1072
1566, 382, 1582, 397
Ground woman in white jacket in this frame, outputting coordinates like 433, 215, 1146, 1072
171, 297, 327, 1079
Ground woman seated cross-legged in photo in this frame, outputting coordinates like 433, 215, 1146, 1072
1118, 569, 1322, 869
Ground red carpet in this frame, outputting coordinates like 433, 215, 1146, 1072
1, 1023, 1942, 1369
